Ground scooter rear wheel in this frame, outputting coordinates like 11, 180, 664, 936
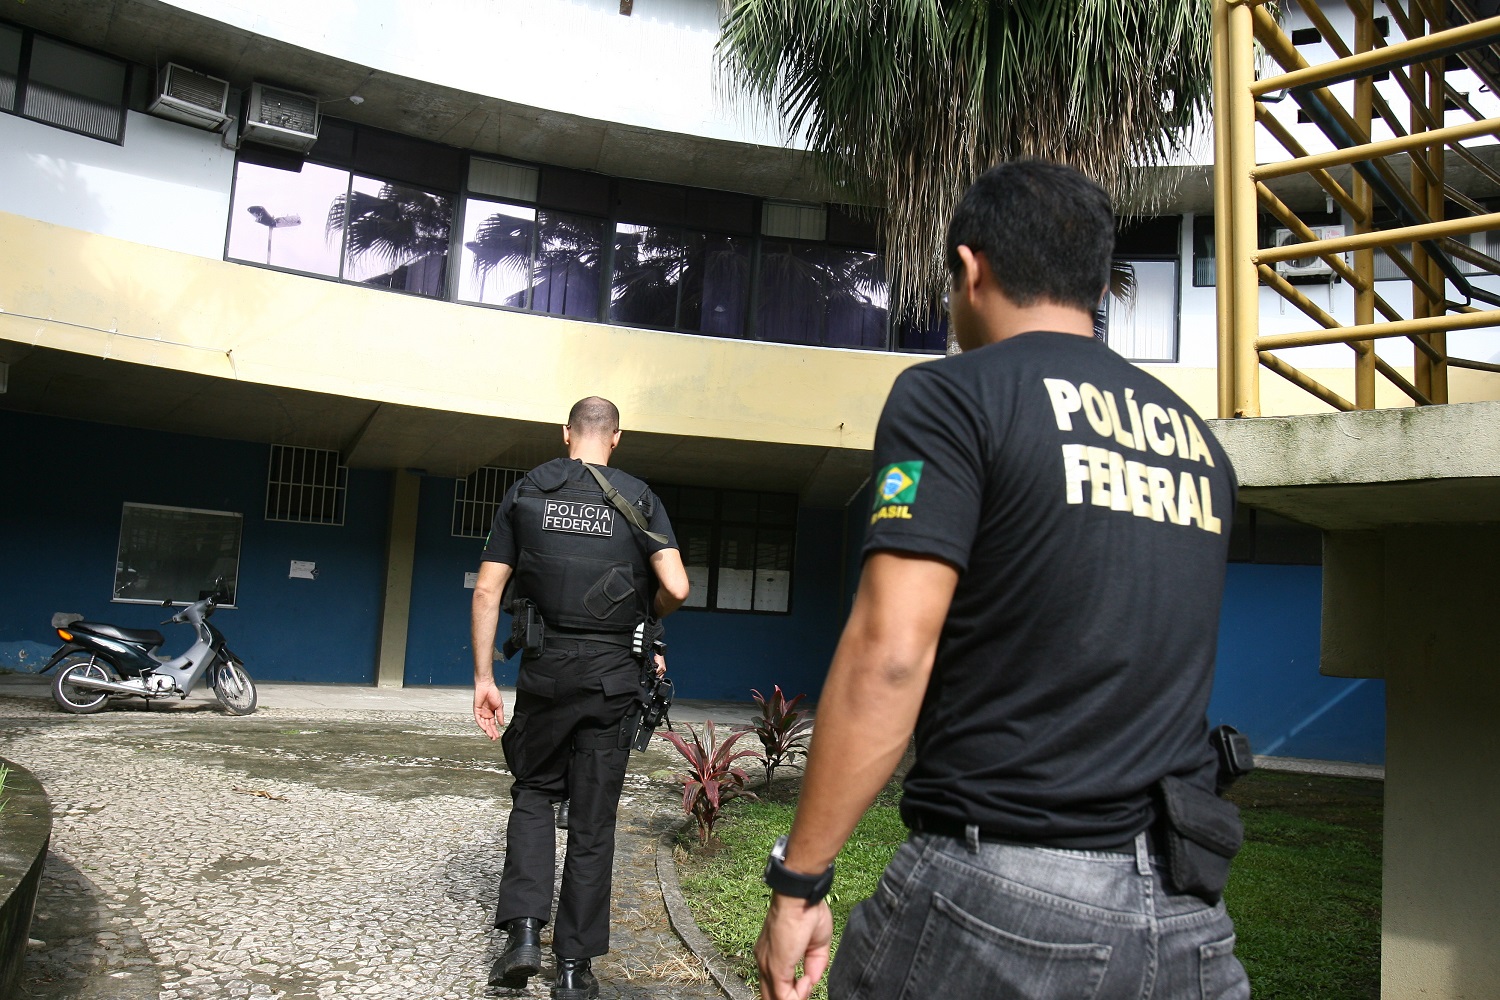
52, 655, 113, 714
212, 659, 258, 716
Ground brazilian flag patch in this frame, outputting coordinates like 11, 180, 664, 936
874, 461, 923, 507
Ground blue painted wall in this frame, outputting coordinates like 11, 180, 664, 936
0, 409, 390, 683
400, 480, 849, 703
0, 409, 1385, 764
1211, 563, 1385, 764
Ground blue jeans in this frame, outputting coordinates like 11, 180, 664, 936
828, 830, 1249, 1000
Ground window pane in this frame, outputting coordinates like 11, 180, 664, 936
824, 249, 889, 348
677, 522, 712, 609
533, 210, 604, 319
227, 160, 350, 275
679, 232, 750, 336
716, 525, 757, 610
334, 175, 452, 296
1192, 214, 1216, 286
757, 242, 826, 345
897, 307, 949, 353
22, 36, 126, 140
460, 198, 536, 307
1107, 259, 1177, 362
115, 504, 242, 605
611, 223, 685, 328
0, 25, 20, 112
753, 527, 794, 612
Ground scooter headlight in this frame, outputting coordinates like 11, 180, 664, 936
56, 628, 74, 641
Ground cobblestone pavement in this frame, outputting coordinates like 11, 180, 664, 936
0, 695, 734, 1000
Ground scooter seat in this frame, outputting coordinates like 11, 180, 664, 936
73, 622, 165, 648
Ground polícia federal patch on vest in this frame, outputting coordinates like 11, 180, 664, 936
543, 500, 615, 536
871, 461, 922, 525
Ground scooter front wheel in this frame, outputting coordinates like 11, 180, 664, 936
212, 658, 258, 716
52, 655, 113, 714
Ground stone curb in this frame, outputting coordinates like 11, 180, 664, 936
655, 823, 756, 1000
0, 757, 51, 1000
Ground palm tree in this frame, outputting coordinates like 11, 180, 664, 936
717, 1, 1211, 329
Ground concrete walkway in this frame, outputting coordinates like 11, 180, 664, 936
0, 672, 1384, 1000
0, 675, 760, 1000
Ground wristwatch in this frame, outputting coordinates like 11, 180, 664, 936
763, 835, 835, 903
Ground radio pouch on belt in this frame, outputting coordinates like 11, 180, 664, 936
1156, 774, 1244, 905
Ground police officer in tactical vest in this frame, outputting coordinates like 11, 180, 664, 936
471, 396, 690, 1000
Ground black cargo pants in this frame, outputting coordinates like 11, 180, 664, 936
493, 637, 639, 959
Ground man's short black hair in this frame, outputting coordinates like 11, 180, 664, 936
567, 396, 620, 437
945, 160, 1115, 314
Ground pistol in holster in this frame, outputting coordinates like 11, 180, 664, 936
501, 599, 546, 661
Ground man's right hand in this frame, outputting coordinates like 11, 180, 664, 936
474, 679, 505, 740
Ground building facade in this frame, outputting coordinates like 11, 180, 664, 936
5, 0, 1493, 763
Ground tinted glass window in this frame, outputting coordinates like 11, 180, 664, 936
460, 198, 537, 307
227, 160, 350, 276
533, 210, 605, 320
611, 223, 685, 328
332, 174, 452, 297
680, 232, 750, 337
758, 243, 889, 348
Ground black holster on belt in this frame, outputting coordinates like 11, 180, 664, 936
501, 599, 545, 661
1155, 725, 1254, 905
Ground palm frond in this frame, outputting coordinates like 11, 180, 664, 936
717, 0, 1212, 323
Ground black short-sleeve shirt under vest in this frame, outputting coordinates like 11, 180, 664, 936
864, 331, 1237, 848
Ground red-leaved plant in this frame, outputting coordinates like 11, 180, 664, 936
660, 719, 760, 846
735, 685, 814, 785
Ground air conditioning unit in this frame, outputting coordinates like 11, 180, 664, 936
147, 63, 231, 131
1273, 225, 1344, 278
241, 82, 320, 152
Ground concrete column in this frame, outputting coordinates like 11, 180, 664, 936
375, 469, 421, 689
1376, 525, 1500, 1000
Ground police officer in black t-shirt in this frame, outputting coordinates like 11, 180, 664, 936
472, 396, 689, 1000
755, 162, 1250, 1000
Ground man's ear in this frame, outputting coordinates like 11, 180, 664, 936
562, 425, 572, 448
610, 429, 622, 450
955, 245, 985, 300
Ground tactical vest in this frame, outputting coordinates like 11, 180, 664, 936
509, 458, 656, 633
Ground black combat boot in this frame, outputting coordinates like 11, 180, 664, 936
552, 956, 599, 1000
488, 917, 543, 988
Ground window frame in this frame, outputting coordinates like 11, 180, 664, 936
0, 19, 130, 145
112, 502, 243, 607
654, 485, 797, 616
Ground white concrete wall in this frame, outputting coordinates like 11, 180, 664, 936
0, 110, 234, 259
160, 0, 790, 149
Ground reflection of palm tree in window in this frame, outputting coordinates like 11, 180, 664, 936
757, 243, 888, 346
611, 226, 751, 334
467, 209, 604, 317
326, 183, 452, 295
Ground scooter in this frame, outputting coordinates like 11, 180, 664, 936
40, 584, 257, 715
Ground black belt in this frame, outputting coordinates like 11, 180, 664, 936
545, 631, 633, 649
907, 812, 1161, 856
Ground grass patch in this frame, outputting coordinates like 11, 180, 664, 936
676, 770, 1381, 1000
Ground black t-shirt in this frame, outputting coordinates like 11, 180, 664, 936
865, 332, 1237, 847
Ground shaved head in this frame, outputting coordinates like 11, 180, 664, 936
567, 396, 620, 440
